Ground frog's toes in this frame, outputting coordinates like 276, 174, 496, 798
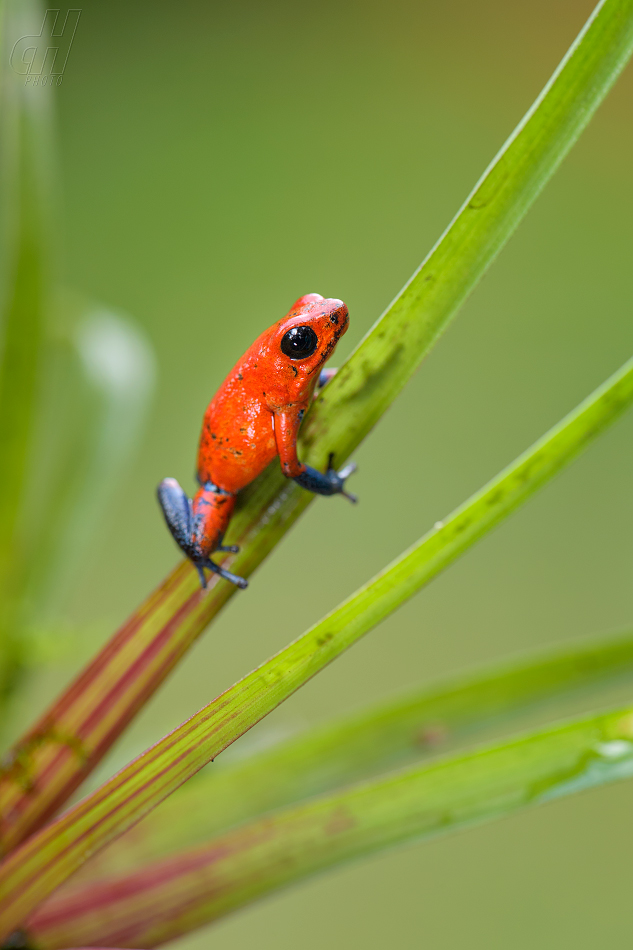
203, 558, 248, 590
335, 462, 358, 503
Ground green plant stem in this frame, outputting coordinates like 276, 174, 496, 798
83, 628, 633, 878
26, 704, 633, 950
2, 349, 633, 935
1, 0, 631, 856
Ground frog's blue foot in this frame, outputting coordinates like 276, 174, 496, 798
318, 367, 337, 388
203, 558, 248, 590
217, 539, 240, 554
158, 478, 247, 590
293, 455, 357, 502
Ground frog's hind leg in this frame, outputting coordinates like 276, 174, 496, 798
191, 484, 246, 588
158, 479, 246, 589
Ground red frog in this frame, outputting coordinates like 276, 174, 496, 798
157, 293, 356, 589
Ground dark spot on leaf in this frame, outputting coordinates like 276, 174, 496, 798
316, 631, 334, 647
416, 722, 448, 748
325, 806, 355, 835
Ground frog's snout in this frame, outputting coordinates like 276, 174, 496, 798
325, 298, 349, 333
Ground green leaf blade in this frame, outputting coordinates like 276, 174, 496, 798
2, 340, 633, 934
81, 627, 633, 879
25, 706, 633, 949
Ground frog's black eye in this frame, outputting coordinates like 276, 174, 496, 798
281, 325, 318, 360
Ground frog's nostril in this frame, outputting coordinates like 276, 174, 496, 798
327, 299, 348, 326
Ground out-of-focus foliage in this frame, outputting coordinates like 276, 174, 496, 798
77, 627, 633, 880
0, 0, 155, 713
26, 300, 155, 617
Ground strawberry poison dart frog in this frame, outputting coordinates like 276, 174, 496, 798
157, 293, 356, 590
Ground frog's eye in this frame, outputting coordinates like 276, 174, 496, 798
281, 326, 318, 360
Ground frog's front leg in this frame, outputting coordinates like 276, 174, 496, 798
317, 367, 337, 389
157, 479, 247, 589
274, 409, 357, 502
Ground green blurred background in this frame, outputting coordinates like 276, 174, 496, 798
14, 0, 633, 946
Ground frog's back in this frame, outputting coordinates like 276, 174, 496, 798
196, 341, 277, 494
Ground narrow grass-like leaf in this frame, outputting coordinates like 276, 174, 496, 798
0, 0, 52, 696
0, 0, 630, 854
1, 351, 633, 934
82, 627, 633, 878
25, 704, 633, 950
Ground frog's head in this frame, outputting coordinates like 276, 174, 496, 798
273, 293, 349, 380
